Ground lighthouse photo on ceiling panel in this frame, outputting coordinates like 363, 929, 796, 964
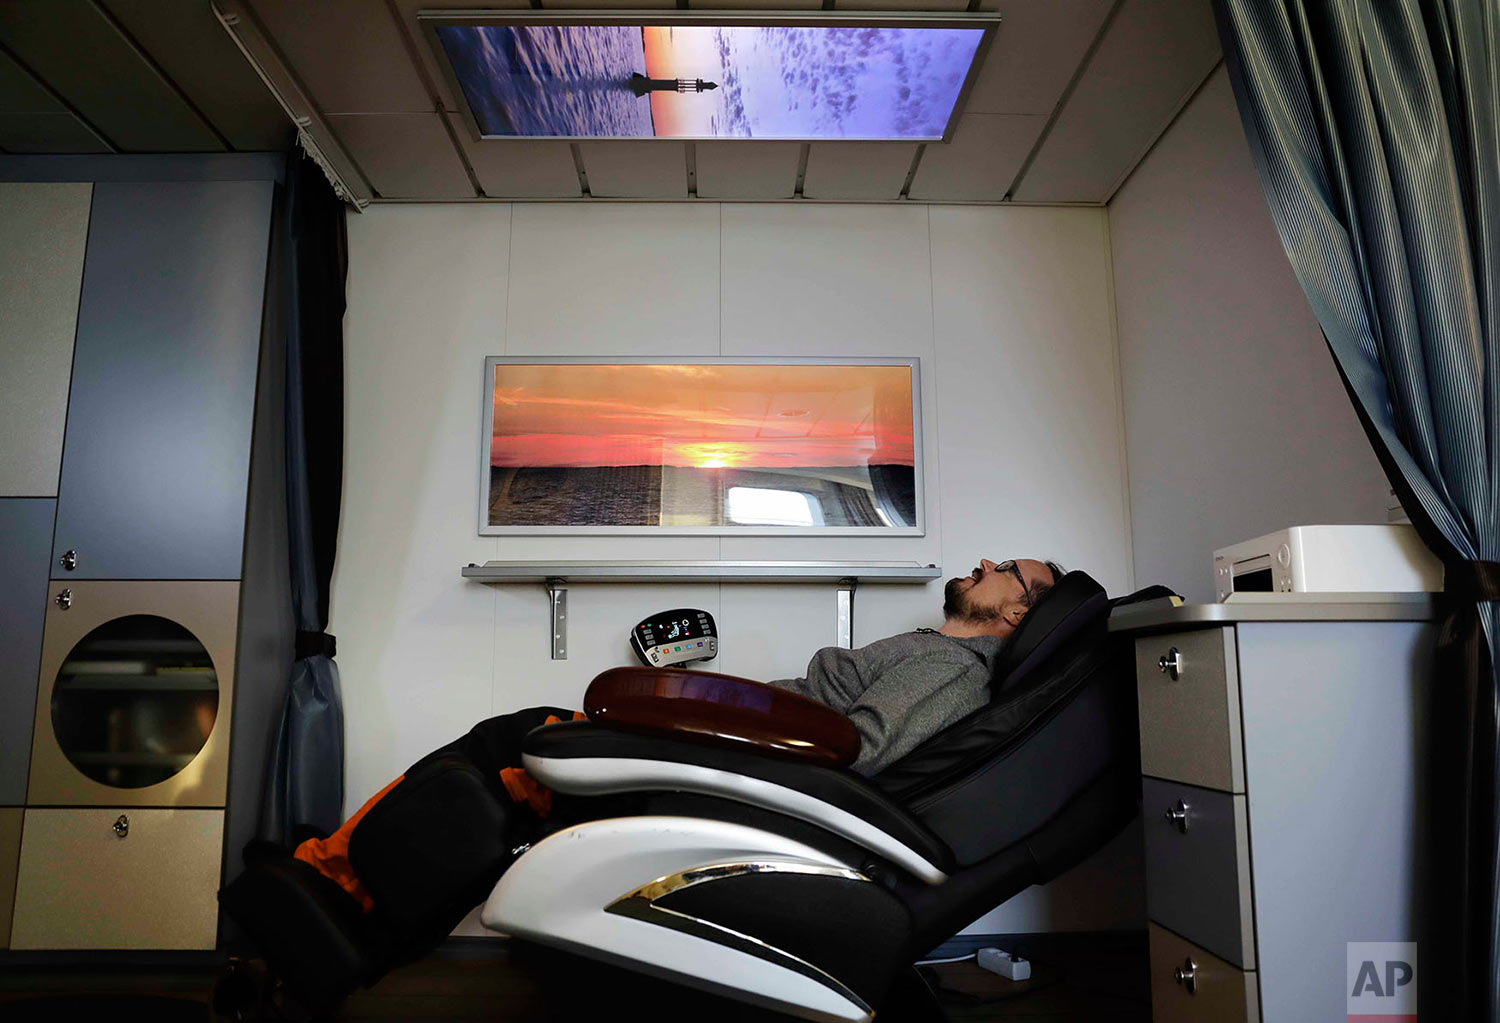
429, 17, 992, 141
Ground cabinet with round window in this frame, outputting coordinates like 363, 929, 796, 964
28, 581, 238, 807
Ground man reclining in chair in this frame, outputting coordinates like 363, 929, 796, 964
229, 558, 1061, 1003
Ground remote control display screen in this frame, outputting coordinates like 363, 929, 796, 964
640, 617, 700, 641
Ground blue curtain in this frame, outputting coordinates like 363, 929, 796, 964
1212, 0, 1497, 1016
262, 148, 349, 845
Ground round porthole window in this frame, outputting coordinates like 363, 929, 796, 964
50, 614, 219, 789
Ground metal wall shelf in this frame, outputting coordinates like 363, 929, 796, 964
461, 561, 943, 658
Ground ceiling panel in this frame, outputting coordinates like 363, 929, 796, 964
907, 113, 1045, 201
964, 0, 1113, 116
326, 112, 474, 199
695, 141, 799, 199
578, 141, 687, 198
1011, 0, 1221, 203
0, 113, 111, 154
0, 42, 59, 112
802, 143, 915, 200
446, 114, 581, 198
101, 0, 289, 152
833, 0, 968, 9
540, 0, 675, 7
0, 0, 223, 152
690, 0, 821, 8
246, 0, 430, 114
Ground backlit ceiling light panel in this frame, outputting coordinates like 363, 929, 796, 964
420, 10, 998, 143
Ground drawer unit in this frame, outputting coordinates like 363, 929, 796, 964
28, 580, 239, 808
1135, 627, 1244, 792
1142, 777, 1255, 968
1148, 922, 1259, 1023
1120, 607, 1437, 1023
0, 808, 21, 948
10, 807, 224, 949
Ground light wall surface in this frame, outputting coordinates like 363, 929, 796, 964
334, 200, 1140, 935
1108, 65, 1390, 603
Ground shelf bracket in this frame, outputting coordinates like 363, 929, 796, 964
836, 578, 857, 650
546, 578, 568, 660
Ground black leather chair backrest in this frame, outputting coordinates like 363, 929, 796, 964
987, 571, 1109, 693
872, 571, 1113, 801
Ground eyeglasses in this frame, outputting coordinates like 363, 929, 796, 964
992, 559, 1041, 606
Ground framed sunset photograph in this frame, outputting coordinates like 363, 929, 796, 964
478, 358, 924, 535
420, 11, 997, 143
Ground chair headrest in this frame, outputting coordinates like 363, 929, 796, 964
989, 570, 1109, 691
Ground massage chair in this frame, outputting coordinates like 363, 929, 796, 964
220, 570, 1163, 1020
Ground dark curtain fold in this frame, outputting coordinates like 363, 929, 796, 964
1212, 0, 1498, 1017
262, 148, 349, 846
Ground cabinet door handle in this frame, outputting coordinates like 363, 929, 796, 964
59, 549, 77, 571
1164, 799, 1190, 833
1173, 957, 1197, 994
55, 588, 72, 611
112, 814, 129, 838
1157, 647, 1183, 680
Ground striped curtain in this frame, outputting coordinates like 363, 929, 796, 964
1211, 0, 1498, 1017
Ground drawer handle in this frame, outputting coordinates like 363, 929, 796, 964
55, 588, 72, 611
112, 814, 129, 838
1164, 799, 1190, 833
1157, 647, 1183, 680
59, 549, 78, 571
1173, 956, 1197, 994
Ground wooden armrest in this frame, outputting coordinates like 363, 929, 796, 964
582, 666, 861, 768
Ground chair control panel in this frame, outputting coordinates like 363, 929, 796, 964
630, 608, 717, 667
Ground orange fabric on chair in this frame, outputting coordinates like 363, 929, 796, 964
498, 711, 585, 817
294, 773, 406, 913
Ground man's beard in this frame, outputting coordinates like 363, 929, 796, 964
943, 578, 1003, 624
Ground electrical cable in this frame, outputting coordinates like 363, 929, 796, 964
912, 952, 976, 966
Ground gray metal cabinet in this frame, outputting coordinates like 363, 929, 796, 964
0, 499, 56, 805
1116, 601, 1436, 1023
50, 179, 273, 581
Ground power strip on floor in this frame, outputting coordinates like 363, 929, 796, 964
976, 947, 1032, 981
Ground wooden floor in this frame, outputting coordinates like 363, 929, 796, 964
0, 937, 1151, 1022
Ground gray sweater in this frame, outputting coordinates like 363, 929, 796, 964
768, 630, 1004, 775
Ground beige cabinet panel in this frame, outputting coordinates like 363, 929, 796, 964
28, 581, 238, 807
10, 807, 223, 950
0, 808, 21, 948
0, 182, 91, 497
1135, 627, 1244, 792
1148, 922, 1259, 1023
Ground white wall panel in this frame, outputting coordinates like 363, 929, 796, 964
1108, 68, 1388, 602
507, 203, 720, 359
334, 204, 511, 807
928, 204, 1131, 594
0, 182, 90, 497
